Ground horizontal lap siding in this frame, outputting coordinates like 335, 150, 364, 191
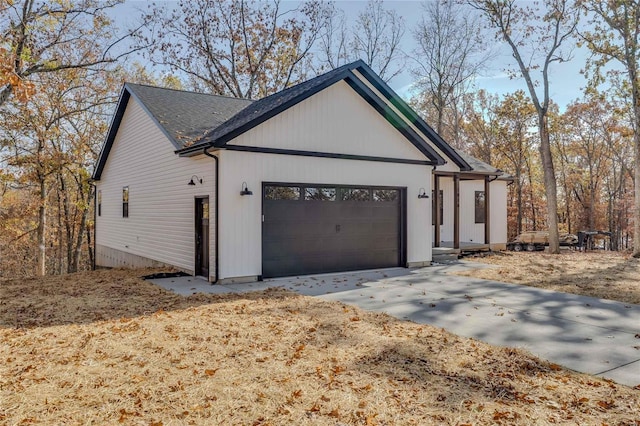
95, 98, 215, 276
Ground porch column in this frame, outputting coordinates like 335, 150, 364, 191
454, 174, 460, 249
484, 176, 491, 245
434, 175, 440, 247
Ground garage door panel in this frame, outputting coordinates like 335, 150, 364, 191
263, 184, 403, 278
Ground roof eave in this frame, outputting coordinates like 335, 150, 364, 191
176, 60, 447, 166
92, 85, 130, 180
353, 64, 472, 171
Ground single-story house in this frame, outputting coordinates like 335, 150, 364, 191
92, 60, 508, 283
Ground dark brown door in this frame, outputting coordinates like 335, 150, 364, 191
195, 197, 209, 277
262, 184, 403, 278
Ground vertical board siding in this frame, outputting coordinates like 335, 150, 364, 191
490, 180, 508, 245
232, 81, 427, 162
434, 177, 507, 245
95, 98, 215, 277
352, 70, 460, 173
459, 181, 485, 243
217, 150, 432, 280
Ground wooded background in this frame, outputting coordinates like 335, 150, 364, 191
1, 0, 639, 277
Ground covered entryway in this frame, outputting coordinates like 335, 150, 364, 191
262, 183, 405, 278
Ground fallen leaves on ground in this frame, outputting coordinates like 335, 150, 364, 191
459, 251, 640, 305
0, 268, 639, 425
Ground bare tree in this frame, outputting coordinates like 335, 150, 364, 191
142, 0, 331, 99
469, 0, 579, 254
578, 0, 640, 256
0, 0, 146, 107
411, 1, 492, 141
320, 0, 405, 82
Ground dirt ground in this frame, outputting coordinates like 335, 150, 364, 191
458, 251, 640, 305
1, 268, 639, 425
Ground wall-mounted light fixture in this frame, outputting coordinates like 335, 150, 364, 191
188, 175, 203, 186
240, 181, 253, 196
418, 188, 429, 199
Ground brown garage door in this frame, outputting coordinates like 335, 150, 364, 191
262, 183, 404, 278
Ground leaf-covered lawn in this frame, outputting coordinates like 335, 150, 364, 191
1, 269, 639, 425
459, 251, 640, 305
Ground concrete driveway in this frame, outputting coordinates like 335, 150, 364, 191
149, 261, 640, 388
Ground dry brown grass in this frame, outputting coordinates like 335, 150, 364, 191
1, 268, 639, 425
459, 251, 640, 305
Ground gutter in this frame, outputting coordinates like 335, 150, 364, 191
203, 146, 220, 284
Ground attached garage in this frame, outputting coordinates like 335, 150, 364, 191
262, 183, 405, 278
95, 60, 494, 283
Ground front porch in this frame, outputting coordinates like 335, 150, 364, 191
432, 241, 491, 263
437, 241, 491, 253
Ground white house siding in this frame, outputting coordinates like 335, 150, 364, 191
95, 98, 216, 278
433, 177, 455, 243
351, 70, 460, 173
490, 180, 508, 249
432, 177, 508, 248
459, 180, 486, 244
232, 80, 427, 161
215, 150, 433, 281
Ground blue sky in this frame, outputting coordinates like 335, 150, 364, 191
115, 0, 591, 108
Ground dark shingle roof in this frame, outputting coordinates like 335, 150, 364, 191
93, 60, 472, 180
125, 83, 253, 149
183, 62, 361, 151
453, 148, 502, 175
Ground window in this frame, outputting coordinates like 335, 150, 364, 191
122, 186, 129, 218
475, 191, 485, 223
265, 186, 300, 200
432, 190, 443, 225
373, 189, 398, 202
97, 190, 102, 217
305, 187, 336, 201
342, 188, 370, 201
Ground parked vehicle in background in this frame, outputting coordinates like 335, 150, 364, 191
507, 231, 578, 252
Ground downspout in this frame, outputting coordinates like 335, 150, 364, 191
89, 180, 97, 271
203, 146, 219, 284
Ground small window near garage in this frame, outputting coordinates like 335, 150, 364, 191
432, 190, 443, 225
97, 190, 102, 217
305, 187, 336, 201
122, 186, 129, 218
265, 186, 300, 200
475, 191, 485, 224
373, 189, 398, 202
342, 187, 371, 201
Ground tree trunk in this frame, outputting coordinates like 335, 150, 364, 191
526, 157, 537, 230
0, 84, 13, 107
538, 114, 560, 253
71, 183, 91, 273
516, 170, 523, 235
36, 179, 46, 276
634, 137, 640, 257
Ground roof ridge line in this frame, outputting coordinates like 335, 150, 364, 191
125, 82, 254, 102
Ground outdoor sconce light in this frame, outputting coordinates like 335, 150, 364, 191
188, 175, 203, 186
418, 188, 429, 199
240, 181, 253, 196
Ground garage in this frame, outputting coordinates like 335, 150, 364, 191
262, 183, 405, 278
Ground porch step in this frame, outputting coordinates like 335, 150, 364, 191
432, 253, 460, 263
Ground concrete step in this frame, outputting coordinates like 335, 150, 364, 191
432, 253, 460, 263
